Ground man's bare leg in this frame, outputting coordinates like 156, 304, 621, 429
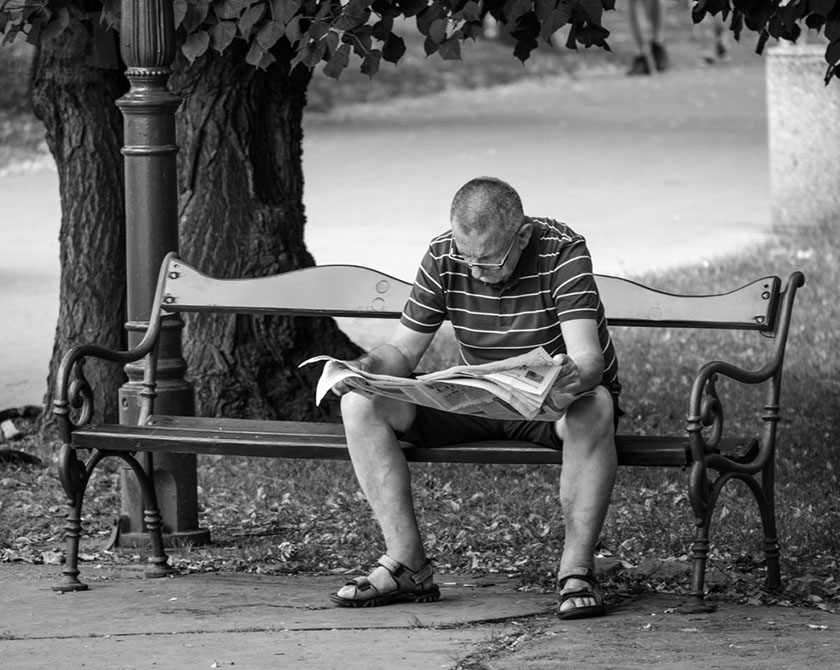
555, 386, 618, 614
336, 392, 428, 597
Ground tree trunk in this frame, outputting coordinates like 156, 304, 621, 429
33, 37, 360, 432
170, 43, 361, 421
31, 38, 129, 432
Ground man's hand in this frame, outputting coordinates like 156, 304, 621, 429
331, 326, 436, 398
552, 353, 583, 394
330, 354, 375, 397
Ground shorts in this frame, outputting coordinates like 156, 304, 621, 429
399, 385, 623, 449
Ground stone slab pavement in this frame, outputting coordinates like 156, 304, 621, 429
1, 563, 836, 669
1, 563, 551, 670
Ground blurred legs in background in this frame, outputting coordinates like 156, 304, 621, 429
628, 0, 668, 75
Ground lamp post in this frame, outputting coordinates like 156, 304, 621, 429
115, 0, 209, 547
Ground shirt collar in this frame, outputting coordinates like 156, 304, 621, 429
499, 217, 538, 290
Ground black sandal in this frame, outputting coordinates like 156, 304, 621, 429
330, 554, 441, 608
557, 569, 606, 620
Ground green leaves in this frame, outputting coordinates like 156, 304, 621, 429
691, 0, 840, 83
334, 0, 370, 31
0, 0, 594, 76
323, 41, 351, 77
360, 48, 382, 75
438, 36, 461, 60
210, 20, 238, 52
272, 0, 301, 24
181, 0, 212, 33
4, 0, 837, 87
256, 19, 284, 49
11, 0, 596, 73
238, 2, 266, 37
183, 29, 211, 62
217, 0, 256, 20
0, 3, 91, 58
382, 31, 406, 62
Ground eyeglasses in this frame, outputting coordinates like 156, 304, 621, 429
448, 230, 520, 270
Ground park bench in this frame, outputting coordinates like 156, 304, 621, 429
52, 252, 805, 607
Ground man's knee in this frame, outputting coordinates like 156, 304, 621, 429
341, 392, 377, 427
340, 392, 413, 435
560, 387, 615, 445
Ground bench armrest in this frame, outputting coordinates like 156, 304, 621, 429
52, 331, 160, 444
686, 355, 787, 477
686, 271, 804, 472
688, 355, 773, 428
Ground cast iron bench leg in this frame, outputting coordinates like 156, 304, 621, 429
53, 445, 98, 592
120, 453, 175, 579
52, 446, 173, 591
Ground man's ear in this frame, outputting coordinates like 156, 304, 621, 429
518, 221, 534, 248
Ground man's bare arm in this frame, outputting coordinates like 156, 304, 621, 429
553, 319, 605, 394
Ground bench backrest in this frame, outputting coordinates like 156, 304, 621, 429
155, 252, 784, 332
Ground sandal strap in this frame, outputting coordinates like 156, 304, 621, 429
557, 566, 597, 586
343, 574, 380, 596
378, 554, 434, 585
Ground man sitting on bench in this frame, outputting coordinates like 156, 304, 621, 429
328, 176, 622, 620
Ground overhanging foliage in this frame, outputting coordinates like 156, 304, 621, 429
694, 0, 840, 83
2, 1, 838, 83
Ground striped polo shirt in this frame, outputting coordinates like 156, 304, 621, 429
400, 217, 621, 400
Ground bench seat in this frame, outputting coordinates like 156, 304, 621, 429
73, 415, 758, 468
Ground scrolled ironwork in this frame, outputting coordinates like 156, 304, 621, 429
68, 363, 94, 426
53, 360, 94, 443
698, 373, 724, 450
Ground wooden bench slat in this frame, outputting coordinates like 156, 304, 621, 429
165, 262, 410, 317
597, 275, 780, 330
70, 416, 757, 468
162, 258, 780, 330
146, 414, 346, 436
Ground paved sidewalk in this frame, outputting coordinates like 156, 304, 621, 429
1, 563, 836, 669
2, 563, 552, 670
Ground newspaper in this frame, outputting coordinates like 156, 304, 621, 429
299, 347, 587, 421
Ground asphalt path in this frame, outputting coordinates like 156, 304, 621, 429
0, 54, 773, 410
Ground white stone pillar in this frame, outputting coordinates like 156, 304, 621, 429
767, 43, 840, 227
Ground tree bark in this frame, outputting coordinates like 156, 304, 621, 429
31, 38, 129, 431
170, 43, 361, 421
33, 36, 360, 432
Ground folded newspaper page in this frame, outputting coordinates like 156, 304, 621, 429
299, 347, 587, 421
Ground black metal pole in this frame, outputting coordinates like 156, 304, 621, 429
115, 0, 209, 546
